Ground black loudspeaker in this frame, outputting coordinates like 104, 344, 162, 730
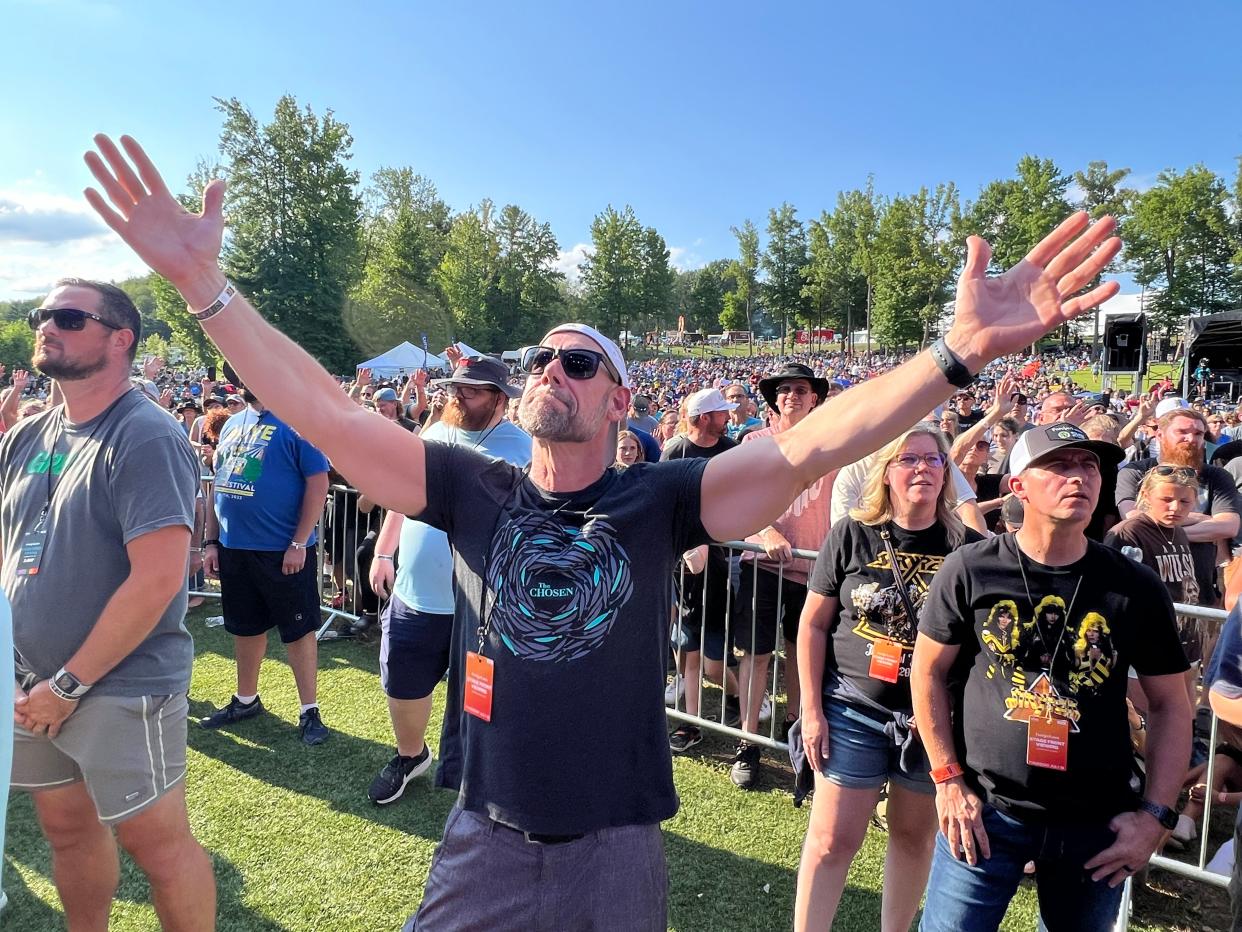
1103, 316, 1145, 372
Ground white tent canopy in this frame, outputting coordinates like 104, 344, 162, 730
451, 340, 484, 358
356, 341, 445, 376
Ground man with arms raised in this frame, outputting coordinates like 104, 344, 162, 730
912, 423, 1191, 931
3, 278, 213, 930
84, 133, 1120, 931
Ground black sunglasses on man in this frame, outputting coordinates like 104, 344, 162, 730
521, 346, 620, 384
28, 307, 124, 332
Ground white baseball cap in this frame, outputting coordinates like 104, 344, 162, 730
1154, 397, 1191, 419
542, 323, 630, 388
687, 388, 738, 418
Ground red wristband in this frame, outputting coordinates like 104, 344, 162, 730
930, 762, 964, 784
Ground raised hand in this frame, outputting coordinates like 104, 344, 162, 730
356, 367, 373, 388
142, 354, 165, 380
443, 344, 464, 369
11, 370, 29, 394
83, 135, 226, 301
948, 212, 1120, 370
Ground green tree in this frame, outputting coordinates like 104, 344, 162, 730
635, 227, 675, 338
720, 290, 748, 331
760, 203, 809, 353
872, 184, 961, 349
682, 260, 736, 335
1123, 165, 1240, 337
580, 205, 644, 339
215, 95, 363, 373
115, 274, 172, 343
804, 209, 865, 350
1071, 161, 1134, 349
348, 167, 453, 356
961, 155, 1073, 271
150, 273, 215, 366
0, 321, 33, 373
729, 219, 760, 350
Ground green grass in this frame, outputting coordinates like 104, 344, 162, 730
2, 606, 1223, 930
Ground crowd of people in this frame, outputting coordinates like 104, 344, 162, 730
2, 131, 1240, 932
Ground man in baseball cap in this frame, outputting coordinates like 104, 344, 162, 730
913, 417, 1189, 931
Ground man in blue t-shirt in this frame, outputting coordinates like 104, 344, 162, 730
200, 385, 332, 745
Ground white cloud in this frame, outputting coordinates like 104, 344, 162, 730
668, 246, 705, 272
552, 243, 592, 284
0, 185, 150, 299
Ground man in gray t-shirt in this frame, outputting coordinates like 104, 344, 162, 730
2, 278, 214, 929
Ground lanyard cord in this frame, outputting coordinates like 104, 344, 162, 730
1016, 545, 1083, 680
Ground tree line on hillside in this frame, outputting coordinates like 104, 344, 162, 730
2, 95, 1239, 371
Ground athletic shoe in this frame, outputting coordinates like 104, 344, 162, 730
368, 746, 433, 804
669, 725, 703, 753
664, 675, 685, 705
730, 741, 762, 790
299, 707, 330, 746
725, 695, 742, 729
200, 695, 264, 729
758, 692, 773, 723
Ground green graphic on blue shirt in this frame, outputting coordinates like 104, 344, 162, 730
214, 421, 275, 498
485, 512, 633, 662
26, 451, 71, 476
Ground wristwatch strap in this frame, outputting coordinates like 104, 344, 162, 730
930, 338, 975, 389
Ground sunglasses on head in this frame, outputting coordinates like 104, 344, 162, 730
522, 345, 619, 383
28, 307, 124, 332
1153, 465, 1197, 480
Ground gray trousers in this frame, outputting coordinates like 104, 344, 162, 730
406, 806, 667, 931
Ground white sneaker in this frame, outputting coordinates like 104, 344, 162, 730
1172, 813, 1198, 844
664, 676, 685, 704
759, 692, 773, 723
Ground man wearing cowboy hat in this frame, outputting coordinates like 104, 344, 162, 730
730, 363, 836, 788
364, 354, 531, 805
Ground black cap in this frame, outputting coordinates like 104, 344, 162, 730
1008, 422, 1123, 475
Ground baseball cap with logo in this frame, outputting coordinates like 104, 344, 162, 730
1008, 422, 1123, 476
1154, 396, 1191, 419
373, 387, 399, 403
687, 388, 738, 418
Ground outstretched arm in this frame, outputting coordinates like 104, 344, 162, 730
701, 213, 1120, 541
82, 135, 428, 517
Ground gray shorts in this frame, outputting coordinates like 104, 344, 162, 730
407, 807, 667, 931
12, 692, 188, 825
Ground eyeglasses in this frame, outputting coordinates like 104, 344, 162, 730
891, 452, 948, 469
522, 345, 620, 383
1153, 465, 1197, 480
28, 307, 124, 332
775, 385, 811, 396
445, 383, 496, 400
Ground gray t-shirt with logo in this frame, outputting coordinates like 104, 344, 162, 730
0, 389, 200, 696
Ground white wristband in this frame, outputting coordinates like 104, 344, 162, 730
189, 281, 238, 322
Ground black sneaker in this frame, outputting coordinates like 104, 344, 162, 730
730, 741, 762, 790
368, 746, 433, 804
299, 706, 330, 746
669, 725, 703, 753
724, 695, 742, 729
200, 695, 264, 729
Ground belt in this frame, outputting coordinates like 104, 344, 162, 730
491, 819, 585, 845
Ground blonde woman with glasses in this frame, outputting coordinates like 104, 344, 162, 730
794, 424, 984, 931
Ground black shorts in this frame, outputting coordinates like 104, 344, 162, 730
219, 546, 322, 643
671, 549, 731, 661
731, 561, 807, 655
380, 594, 453, 700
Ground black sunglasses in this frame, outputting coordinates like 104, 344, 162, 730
28, 307, 124, 332
521, 345, 619, 384
1153, 465, 1198, 480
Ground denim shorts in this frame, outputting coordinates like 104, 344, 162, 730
820, 697, 933, 795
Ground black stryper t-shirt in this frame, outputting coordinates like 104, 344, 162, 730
808, 518, 983, 710
919, 533, 1188, 821
417, 444, 712, 834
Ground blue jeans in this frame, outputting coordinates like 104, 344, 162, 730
919, 804, 1122, 932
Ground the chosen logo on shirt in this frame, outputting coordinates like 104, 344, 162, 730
851, 549, 945, 649
485, 512, 633, 662
215, 421, 275, 498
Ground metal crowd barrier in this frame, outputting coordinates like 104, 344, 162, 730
665, 540, 818, 752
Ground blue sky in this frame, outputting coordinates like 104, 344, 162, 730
2, 0, 1239, 299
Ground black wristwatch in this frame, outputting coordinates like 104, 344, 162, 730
48, 667, 93, 701
1137, 799, 1178, 830
930, 337, 975, 389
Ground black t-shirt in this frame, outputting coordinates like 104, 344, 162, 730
1115, 458, 1242, 600
957, 408, 984, 429
919, 534, 1188, 822
416, 445, 712, 835
808, 519, 983, 710
659, 433, 737, 462
1104, 514, 1200, 606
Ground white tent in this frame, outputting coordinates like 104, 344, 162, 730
356, 341, 445, 376
452, 340, 484, 358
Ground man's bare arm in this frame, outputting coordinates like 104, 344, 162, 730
82, 135, 428, 517
1184, 512, 1240, 543
701, 214, 1121, 541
